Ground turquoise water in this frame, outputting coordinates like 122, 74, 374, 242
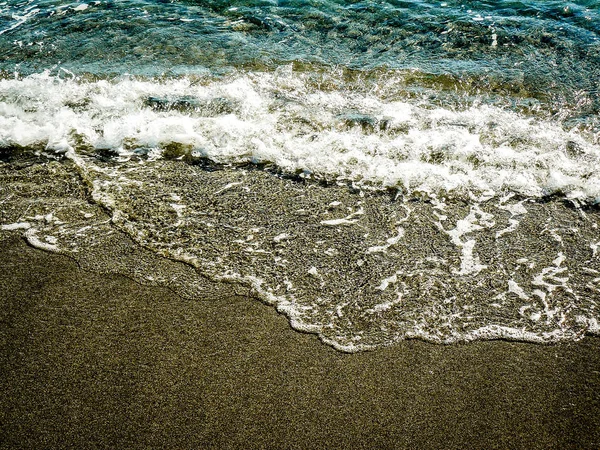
2, 1, 599, 131
1, 1, 599, 350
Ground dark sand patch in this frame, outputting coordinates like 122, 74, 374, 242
1, 237, 599, 449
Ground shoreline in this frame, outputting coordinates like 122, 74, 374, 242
1, 237, 599, 449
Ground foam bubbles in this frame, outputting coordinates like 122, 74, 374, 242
1, 71, 599, 203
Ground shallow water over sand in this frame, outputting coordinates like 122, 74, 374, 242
1, 1, 599, 350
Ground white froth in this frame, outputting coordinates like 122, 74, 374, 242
466, 325, 567, 343
368, 227, 405, 253
376, 273, 398, 291
368, 292, 403, 314
24, 228, 59, 253
321, 207, 364, 226
508, 280, 529, 300
0, 7, 39, 36
591, 241, 600, 258
440, 205, 493, 275
1, 72, 599, 202
496, 197, 528, 238
1, 222, 31, 230
169, 203, 186, 218
214, 182, 243, 195
273, 233, 291, 242
320, 217, 359, 226
580, 317, 600, 335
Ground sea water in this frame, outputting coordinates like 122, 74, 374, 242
0, 0, 599, 351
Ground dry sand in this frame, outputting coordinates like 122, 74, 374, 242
1, 237, 599, 449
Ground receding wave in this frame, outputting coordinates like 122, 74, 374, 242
1, 69, 599, 352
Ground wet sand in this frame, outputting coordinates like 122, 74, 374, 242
1, 237, 599, 449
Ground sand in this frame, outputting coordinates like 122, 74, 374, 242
1, 236, 599, 449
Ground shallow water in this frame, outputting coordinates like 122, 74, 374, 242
1, 0, 599, 351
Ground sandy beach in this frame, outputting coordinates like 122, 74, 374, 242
1, 236, 599, 449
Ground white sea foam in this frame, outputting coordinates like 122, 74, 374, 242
1, 71, 599, 203
0, 6, 39, 36
24, 228, 60, 253
437, 205, 494, 275
1, 222, 31, 230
